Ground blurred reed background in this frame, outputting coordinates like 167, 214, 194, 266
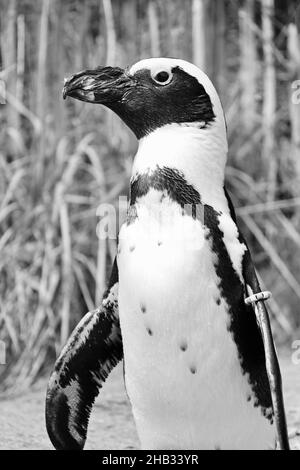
0, 0, 299, 391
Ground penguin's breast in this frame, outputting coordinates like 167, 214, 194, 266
118, 196, 228, 372
117, 197, 274, 449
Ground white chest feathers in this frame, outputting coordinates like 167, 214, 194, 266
117, 195, 275, 450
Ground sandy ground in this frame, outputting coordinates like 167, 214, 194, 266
0, 353, 299, 450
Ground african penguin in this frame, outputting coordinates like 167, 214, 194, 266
46, 58, 286, 450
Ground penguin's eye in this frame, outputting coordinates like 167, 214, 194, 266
152, 70, 172, 86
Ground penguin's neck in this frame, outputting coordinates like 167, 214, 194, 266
131, 123, 228, 212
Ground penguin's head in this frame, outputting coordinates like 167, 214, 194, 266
63, 58, 226, 140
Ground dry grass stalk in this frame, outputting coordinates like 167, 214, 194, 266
239, 0, 257, 133
35, 0, 50, 187
148, 0, 160, 57
192, 0, 206, 71
262, 0, 277, 201
16, 14, 25, 105
1, 0, 18, 132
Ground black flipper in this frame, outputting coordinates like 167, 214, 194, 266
224, 189, 289, 450
45, 259, 122, 450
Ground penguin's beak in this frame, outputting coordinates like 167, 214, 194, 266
62, 66, 133, 105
